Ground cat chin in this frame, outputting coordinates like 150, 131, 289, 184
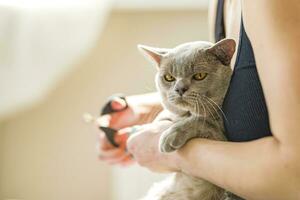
165, 101, 191, 115
162, 101, 188, 116
173, 102, 190, 110
169, 98, 192, 109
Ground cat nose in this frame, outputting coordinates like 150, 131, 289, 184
175, 87, 188, 96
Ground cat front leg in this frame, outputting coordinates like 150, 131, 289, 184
159, 116, 200, 153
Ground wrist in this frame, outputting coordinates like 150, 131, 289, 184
171, 151, 184, 172
127, 93, 163, 124
175, 139, 206, 176
126, 92, 161, 107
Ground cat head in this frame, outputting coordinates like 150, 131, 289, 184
138, 39, 236, 115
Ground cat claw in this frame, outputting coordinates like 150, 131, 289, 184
159, 143, 175, 153
169, 131, 187, 150
159, 134, 176, 153
159, 130, 184, 153
170, 139, 185, 149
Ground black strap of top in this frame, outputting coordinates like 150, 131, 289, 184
215, 0, 226, 42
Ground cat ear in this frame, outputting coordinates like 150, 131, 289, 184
207, 39, 236, 66
137, 44, 169, 67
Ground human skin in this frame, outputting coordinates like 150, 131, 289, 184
97, 0, 300, 199
96, 92, 162, 166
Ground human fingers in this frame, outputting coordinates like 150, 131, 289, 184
98, 147, 128, 163
110, 97, 127, 111
97, 131, 115, 151
97, 130, 129, 162
97, 125, 142, 165
119, 155, 135, 166
114, 129, 130, 147
106, 153, 134, 165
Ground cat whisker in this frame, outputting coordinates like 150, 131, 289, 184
187, 93, 199, 98
198, 99, 207, 130
194, 99, 206, 130
168, 95, 178, 102
185, 94, 200, 103
202, 99, 221, 128
202, 95, 229, 123
202, 97, 222, 120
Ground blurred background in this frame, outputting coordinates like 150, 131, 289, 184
0, 0, 209, 199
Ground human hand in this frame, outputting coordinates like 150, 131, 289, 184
96, 94, 162, 166
126, 120, 180, 173
97, 126, 134, 166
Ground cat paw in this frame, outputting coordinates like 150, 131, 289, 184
159, 129, 186, 153
159, 141, 175, 153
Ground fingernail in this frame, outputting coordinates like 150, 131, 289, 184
111, 98, 126, 110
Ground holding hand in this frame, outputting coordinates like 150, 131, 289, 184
127, 120, 180, 173
95, 93, 162, 166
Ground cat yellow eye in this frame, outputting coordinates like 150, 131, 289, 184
193, 73, 207, 81
164, 74, 176, 82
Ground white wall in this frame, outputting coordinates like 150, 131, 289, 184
0, 10, 208, 200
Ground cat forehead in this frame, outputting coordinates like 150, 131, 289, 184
173, 41, 212, 52
168, 42, 210, 57
160, 42, 216, 69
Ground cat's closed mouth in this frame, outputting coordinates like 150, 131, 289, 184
172, 97, 191, 107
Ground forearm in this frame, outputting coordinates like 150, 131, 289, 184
177, 137, 300, 200
127, 92, 163, 123
127, 92, 161, 107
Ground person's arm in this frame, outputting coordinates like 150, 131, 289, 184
128, 1, 300, 199
208, 0, 218, 43
177, 138, 293, 200
177, 1, 300, 199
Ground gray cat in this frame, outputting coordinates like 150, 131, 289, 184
138, 39, 236, 200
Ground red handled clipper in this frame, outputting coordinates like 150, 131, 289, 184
99, 95, 128, 147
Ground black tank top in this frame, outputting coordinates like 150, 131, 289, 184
216, 0, 272, 142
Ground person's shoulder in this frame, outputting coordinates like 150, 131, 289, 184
242, 0, 299, 42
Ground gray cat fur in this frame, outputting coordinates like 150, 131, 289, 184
138, 39, 237, 200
